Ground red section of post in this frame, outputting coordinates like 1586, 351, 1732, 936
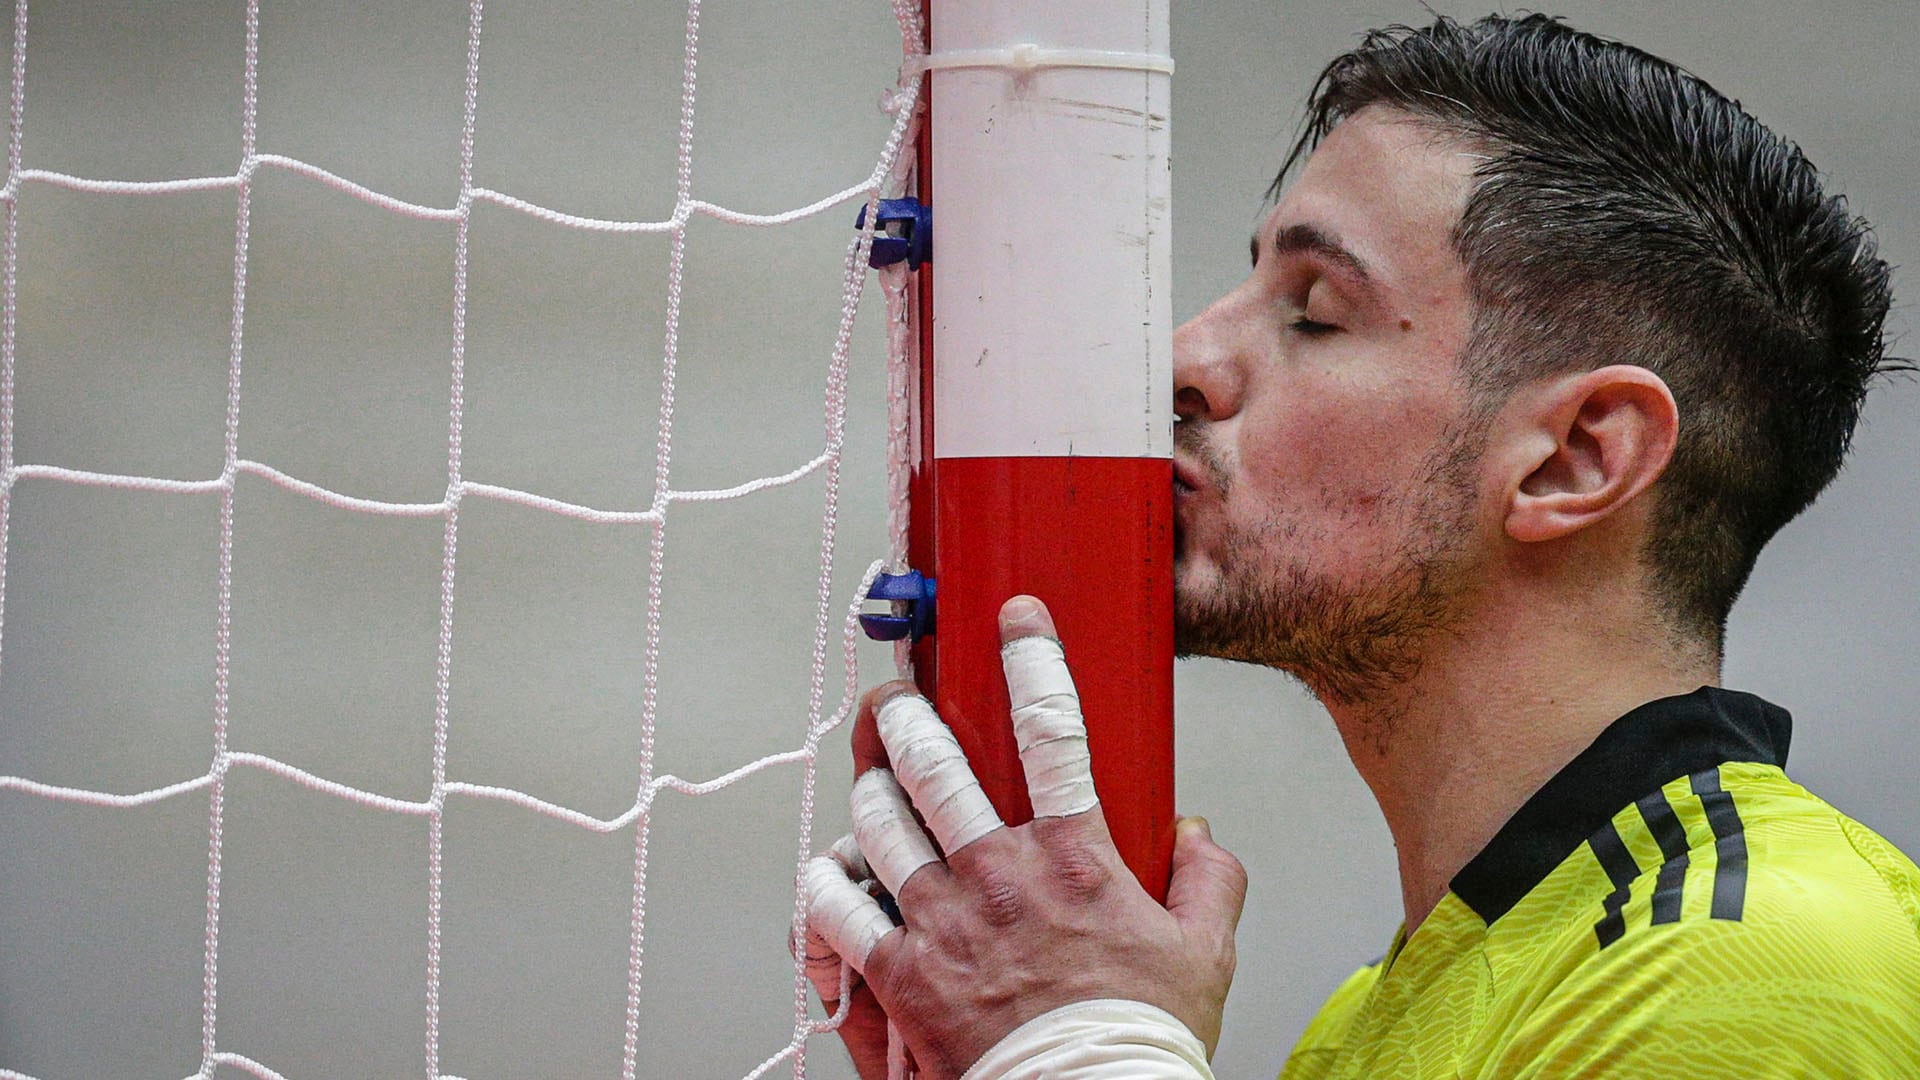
929, 456, 1176, 898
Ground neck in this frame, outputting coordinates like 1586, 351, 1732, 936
1323, 586, 1719, 933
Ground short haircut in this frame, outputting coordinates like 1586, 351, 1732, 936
1276, 14, 1904, 643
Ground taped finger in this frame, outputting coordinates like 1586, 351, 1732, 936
875, 694, 1003, 855
1002, 634, 1097, 818
850, 768, 940, 898
799, 921, 850, 1004
803, 853, 896, 978
828, 831, 871, 880
798, 833, 872, 1002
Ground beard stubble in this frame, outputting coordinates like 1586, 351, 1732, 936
1173, 421, 1484, 711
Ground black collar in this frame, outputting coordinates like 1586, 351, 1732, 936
1450, 686, 1792, 925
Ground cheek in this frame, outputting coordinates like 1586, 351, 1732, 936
1226, 391, 1455, 545
1231, 390, 1403, 504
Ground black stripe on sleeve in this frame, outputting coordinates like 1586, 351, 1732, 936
1636, 790, 1691, 925
1690, 766, 1748, 922
1587, 820, 1640, 948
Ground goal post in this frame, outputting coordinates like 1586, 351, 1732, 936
911, 0, 1175, 897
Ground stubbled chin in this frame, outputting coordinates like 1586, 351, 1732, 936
1171, 552, 1219, 614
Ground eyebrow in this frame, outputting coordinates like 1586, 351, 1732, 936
1250, 223, 1379, 293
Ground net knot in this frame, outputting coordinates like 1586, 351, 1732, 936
880, 83, 918, 118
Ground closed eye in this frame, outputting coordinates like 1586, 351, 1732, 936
1290, 317, 1339, 336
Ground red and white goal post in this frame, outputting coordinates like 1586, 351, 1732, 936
897, 0, 1175, 898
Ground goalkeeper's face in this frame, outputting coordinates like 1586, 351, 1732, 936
1170, 108, 1490, 705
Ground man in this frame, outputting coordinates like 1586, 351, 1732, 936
804, 13, 1918, 1078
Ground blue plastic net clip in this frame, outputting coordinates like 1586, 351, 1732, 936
854, 197, 931, 270
860, 569, 936, 642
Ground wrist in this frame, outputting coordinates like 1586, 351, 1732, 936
959, 998, 1214, 1080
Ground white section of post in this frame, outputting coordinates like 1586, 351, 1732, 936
928, 0, 1173, 461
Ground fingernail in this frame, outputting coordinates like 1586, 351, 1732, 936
1000, 594, 1045, 633
1179, 815, 1212, 839
866, 681, 919, 715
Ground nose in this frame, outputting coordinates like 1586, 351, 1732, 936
1172, 290, 1248, 424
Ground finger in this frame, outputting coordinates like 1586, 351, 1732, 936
804, 852, 899, 979
828, 831, 872, 881
799, 834, 869, 1002
852, 681, 916, 777
800, 920, 854, 1005
850, 768, 942, 899
875, 693, 1003, 855
1164, 816, 1249, 945
999, 596, 1098, 819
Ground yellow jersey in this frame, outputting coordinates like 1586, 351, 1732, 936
1281, 687, 1920, 1079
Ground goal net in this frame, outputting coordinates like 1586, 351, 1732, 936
0, 0, 922, 1076
0, 0, 1171, 1076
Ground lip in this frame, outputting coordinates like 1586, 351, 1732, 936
1172, 456, 1202, 497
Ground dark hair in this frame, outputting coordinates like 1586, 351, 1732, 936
1276, 13, 1904, 643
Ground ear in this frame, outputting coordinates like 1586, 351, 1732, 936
1504, 365, 1678, 544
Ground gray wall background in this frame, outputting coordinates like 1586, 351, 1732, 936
0, 2, 1911, 1078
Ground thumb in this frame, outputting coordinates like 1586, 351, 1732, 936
1164, 816, 1248, 944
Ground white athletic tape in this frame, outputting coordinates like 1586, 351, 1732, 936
851, 768, 941, 897
800, 833, 873, 1002
1002, 635, 1098, 818
961, 999, 1215, 1080
876, 694, 1004, 854
829, 831, 871, 880
804, 853, 897, 976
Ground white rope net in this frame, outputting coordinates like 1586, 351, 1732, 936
0, 1, 924, 1077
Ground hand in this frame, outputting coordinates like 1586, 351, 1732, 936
804, 595, 1248, 1079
